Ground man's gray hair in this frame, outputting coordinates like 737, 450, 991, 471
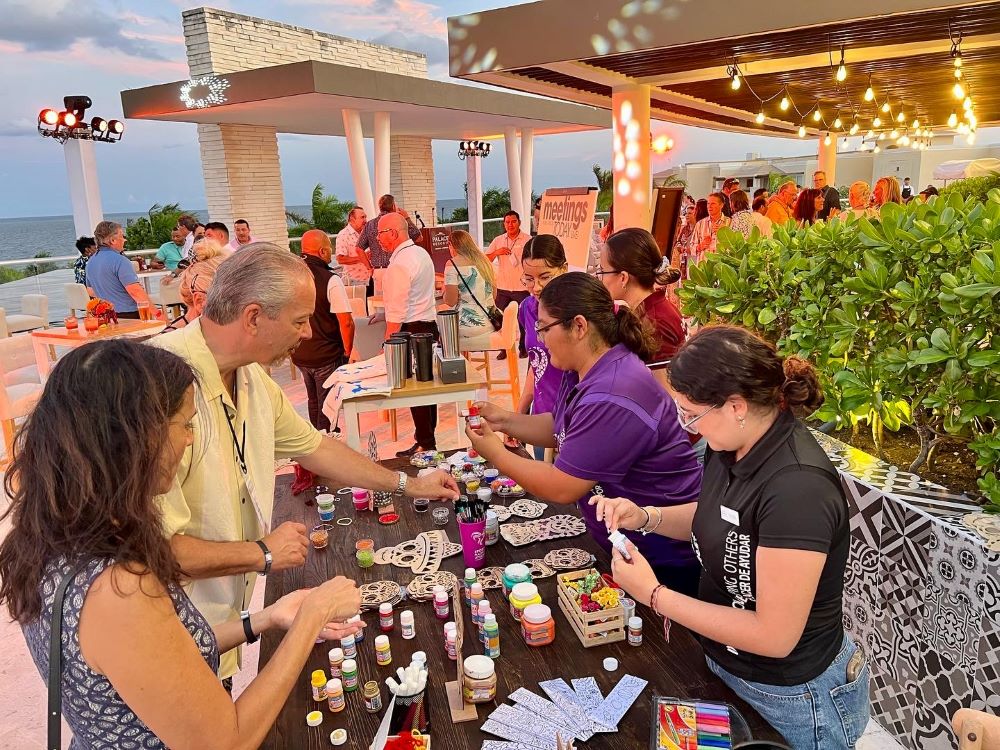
94, 221, 121, 247
203, 242, 310, 325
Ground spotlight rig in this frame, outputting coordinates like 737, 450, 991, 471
38, 96, 124, 144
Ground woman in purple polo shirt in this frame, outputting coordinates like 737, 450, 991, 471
467, 272, 703, 595
516, 235, 569, 459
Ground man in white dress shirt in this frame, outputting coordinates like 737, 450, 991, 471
485, 210, 530, 359
378, 212, 439, 457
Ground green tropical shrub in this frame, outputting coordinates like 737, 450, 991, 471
678, 191, 1000, 503
286, 184, 353, 238
125, 203, 188, 251
940, 172, 1000, 204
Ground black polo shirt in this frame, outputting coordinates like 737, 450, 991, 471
690, 409, 848, 685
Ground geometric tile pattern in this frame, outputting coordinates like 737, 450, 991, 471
810, 430, 998, 750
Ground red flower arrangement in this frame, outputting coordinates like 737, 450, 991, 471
86, 298, 118, 326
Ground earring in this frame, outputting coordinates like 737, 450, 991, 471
737, 415, 746, 430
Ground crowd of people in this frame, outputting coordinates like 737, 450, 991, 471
1, 182, 900, 749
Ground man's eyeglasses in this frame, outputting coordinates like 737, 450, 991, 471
676, 403, 720, 433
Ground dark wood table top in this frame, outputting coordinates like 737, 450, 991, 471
260, 458, 781, 749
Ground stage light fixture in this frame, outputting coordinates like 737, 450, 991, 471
36, 96, 124, 144
458, 140, 491, 160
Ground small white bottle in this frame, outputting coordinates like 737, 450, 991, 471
400, 609, 416, 639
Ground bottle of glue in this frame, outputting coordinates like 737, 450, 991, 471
467, 405, 482, 429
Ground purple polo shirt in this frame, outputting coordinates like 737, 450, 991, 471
552, 344, 703, 568
518, 295, 563, 415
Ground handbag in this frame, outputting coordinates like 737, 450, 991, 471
48, 560, 89, 750
449, 259, 503, 331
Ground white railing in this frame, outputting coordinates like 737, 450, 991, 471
0, 249, 157, 269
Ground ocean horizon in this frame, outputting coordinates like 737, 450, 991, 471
0, 199, 468, 264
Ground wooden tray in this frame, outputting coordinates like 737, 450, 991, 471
556, 568, 626, 648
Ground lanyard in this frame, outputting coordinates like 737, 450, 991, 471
223, 400, 269, 534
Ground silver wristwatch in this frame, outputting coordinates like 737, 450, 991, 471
395, 470, 408, 495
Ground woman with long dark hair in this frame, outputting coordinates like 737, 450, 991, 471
794, 188, 822, 226
0, 340, 362, 749
467, 272, 703, 596
597, 227, 683, 384
591, 326, 867, 749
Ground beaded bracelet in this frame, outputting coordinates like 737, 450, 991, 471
650, 584, 673, 642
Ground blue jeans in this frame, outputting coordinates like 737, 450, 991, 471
706, 635, 870, 750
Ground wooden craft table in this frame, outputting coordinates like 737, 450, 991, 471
341, 369, 486, 451
259, 461, 781, 749
31, 320, 166, 382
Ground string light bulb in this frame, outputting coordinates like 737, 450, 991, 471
866, 130, 874, 139
954, 53, 963, 69
897, 112, 905, 123
813, 108, 822, 122
756, 110, 765, 124
968, 112, 977, 128
954, 67, 963, 80
912, 119, 920, 129
833, 115, 843, 129
963, 96, 973, 111
873, 116, 882, 128
953, 82, 965, 99
948, 111, 958, 128
798, 124, 806, 138
780, 94, 790, 111
835, 48, 847, 82
824, 133, 832, 146
890, 129, 899, 140
731, 72, 741, 90
881, 101, 890, 113
849, 121, 859, 135
864, 77, 875, 101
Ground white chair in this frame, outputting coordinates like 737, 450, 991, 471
64, 283, 91, 318
158, 277, 184, 319
0, 336, 44, 463
4, 294, 49, 334
462, 301, 521, 409
131, 260, 141, 274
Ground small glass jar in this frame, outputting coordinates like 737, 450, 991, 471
356, 549, 374, 568
310, 524, 332, 549
363, 681, 382, 713
462, 655, 497, 703
413, 497, 430, 513
83, 316, 99, 333
63, 315, 78, 330
352, 489, 369, 511
521, 603, 556, 647
509, 582, 542, 622
432, 506, 449, 526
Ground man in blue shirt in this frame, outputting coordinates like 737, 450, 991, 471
87, 221, 157, 318
154, 229, 185, 271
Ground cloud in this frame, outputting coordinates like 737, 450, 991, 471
368, 29, 448, 67
0, 118, 37, 137
0, 0, 170, 59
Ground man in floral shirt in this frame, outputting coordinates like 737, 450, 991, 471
74, 236, 96, 289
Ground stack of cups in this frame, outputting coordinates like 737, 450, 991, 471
316, 493, 335, 522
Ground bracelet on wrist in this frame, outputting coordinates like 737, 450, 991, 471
255, 539, 272, 576
650, 584, 673, 643
638, 506, 651, 532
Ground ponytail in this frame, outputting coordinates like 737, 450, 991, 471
614, 305, 655, 361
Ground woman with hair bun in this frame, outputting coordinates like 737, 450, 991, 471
598, 227, 684, 383
466, 272, 704, 595
591, 325, 867, 749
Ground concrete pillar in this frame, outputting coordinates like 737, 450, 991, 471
519, 128, 534, 223
389, 136, 436, 227
342, 108, 375, 217
63, 139, 104, 238
196, 123, 289, 250
504, 126, 523, 219
374, 112, 391, 200
466, 154, 484, 248
817, 135, 838, 186
611, 84, 651, 230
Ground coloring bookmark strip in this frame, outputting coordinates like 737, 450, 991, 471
540, 679, 608, 734
480, 720, 557, 749
510, 688, 593, 742
588, 674, 649, 729
570, 677, 605, 713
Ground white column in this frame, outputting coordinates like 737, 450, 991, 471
503, 126, 523, 220
63, 139, 104, 238
519, 128, 534, 223
374, 112, 391, 201
817, 135, 838, 186
466, 154, 484, 248
611, 84, 651, 230
342, 108, 375, 216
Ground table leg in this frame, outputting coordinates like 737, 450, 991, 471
32, 338, 53, 383
344, 403, 362, 450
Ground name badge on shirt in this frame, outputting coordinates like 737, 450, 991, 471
720, 505, 740, 526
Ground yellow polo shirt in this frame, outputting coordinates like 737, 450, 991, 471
152, 319, 323, 677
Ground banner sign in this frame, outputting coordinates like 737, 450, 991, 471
537, 187, 599, 270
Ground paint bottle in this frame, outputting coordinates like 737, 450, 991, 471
401, 609, 416, 639
477, 600, 492, 638
628, 616, 643, 646
467, 405, 482, 429
446, 628, 458, 661
311, 670, 328, 702
363, 681, 383, 713
501, 563, 532, 597
379, 602, 394, 632
374, 634, 392, 666
484, 510, 499, 546
444, 622, 456, 657
433, 586, 450, 620
521, 604, 556, 647
328, 647, 344, 679
326, 679, 345, 713
342, 658, 359, 692
348, 613, 364, 642
508, 582, 542, 622
462, 655, 497, 704
469, 582, 485, 621
483, 613, 501, 658
463, 567, 477, 606
340, 633, 357, 659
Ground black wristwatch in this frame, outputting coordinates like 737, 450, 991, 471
240, 610, 259, 644
255, 539, 272, 576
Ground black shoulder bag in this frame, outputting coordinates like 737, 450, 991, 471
449, 259, 503, 331
48, 560, 89, 750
